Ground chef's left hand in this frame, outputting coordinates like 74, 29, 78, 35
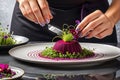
76, 10, 115, 39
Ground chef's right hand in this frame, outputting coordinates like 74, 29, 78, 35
17, 0, 53, 26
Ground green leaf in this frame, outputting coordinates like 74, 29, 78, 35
62, 32, 74, 42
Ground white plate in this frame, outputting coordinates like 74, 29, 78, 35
0, 35, 29, 47
9, 43, 120, 67
1, 66, 24, 80
0, 35, 29, 51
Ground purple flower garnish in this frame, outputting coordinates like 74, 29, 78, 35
0, 64, 9, 72
4, 35, 8, 39
0, 64, 16, 79
75, 20, 80, 25
69, 28, 79, 40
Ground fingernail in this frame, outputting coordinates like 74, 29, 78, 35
85, 35, 92, 39
46, 19, 50, 24
40, 23, 45, 27
85, 36, 90, 39
75, 27, 80, 32
85, 36, 91, 39
35, 22, 39, 24
79, 33, 83, 38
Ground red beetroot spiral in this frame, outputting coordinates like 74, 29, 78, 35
53, 40, 82, 54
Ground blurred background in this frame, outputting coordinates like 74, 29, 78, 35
0, 0, 120, 42
0, 0, 120, 79
0, 0, 15, 27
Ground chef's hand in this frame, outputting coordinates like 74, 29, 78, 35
76, 10, 115, 39
17, 0, 53, 26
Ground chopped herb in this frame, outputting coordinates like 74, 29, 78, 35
41, 47, 94, 59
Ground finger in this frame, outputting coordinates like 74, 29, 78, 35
86, 23, 107, 38
39, 0, 53, 19
23, 1, 37, 22
80, 16, 103, 37
45, 1, 53, 19
19, 3, 31, 21
94, 28, 113, 39
76, 10, 103, 31
29, 0, 46, 26
84, 14, 112, 38
37, 0, 52, 24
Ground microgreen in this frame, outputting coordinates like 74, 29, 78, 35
0, 24, 16, 46
52, 24, 78, 42
41, 47, 94, 59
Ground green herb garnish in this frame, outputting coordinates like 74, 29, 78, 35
41, 47, 94, 59
62, 30, 74, 42
0, 24, 16, 46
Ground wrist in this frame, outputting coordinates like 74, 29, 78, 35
105, 0, 120, 26
105, 12, 115, 27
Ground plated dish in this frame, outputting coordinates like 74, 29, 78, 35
0, 64, 24, 80
41, 27, 94, 60
9, 42, 120, 67
0, 25, 29, 51
0, 35, 29, 50
9, 25, 120, 67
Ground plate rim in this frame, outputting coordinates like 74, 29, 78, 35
9, 42, 120, 65
1, 66, 24, 80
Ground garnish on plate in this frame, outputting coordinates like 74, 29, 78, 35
40, 24, 94, 59
0, 24, 16, 46
0, 64, 16, 79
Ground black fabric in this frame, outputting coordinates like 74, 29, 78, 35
47, 0, 85, 9
10, 0, 117, 43
47, 0, 102, 10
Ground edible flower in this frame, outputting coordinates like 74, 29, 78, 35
0, 23, 16, 46
0, 64, 16, 79
0, 64, 8, 72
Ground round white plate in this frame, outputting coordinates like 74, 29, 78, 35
1, 66, 24, 80
9, 43, 120, 67
0, 35, 29, 50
